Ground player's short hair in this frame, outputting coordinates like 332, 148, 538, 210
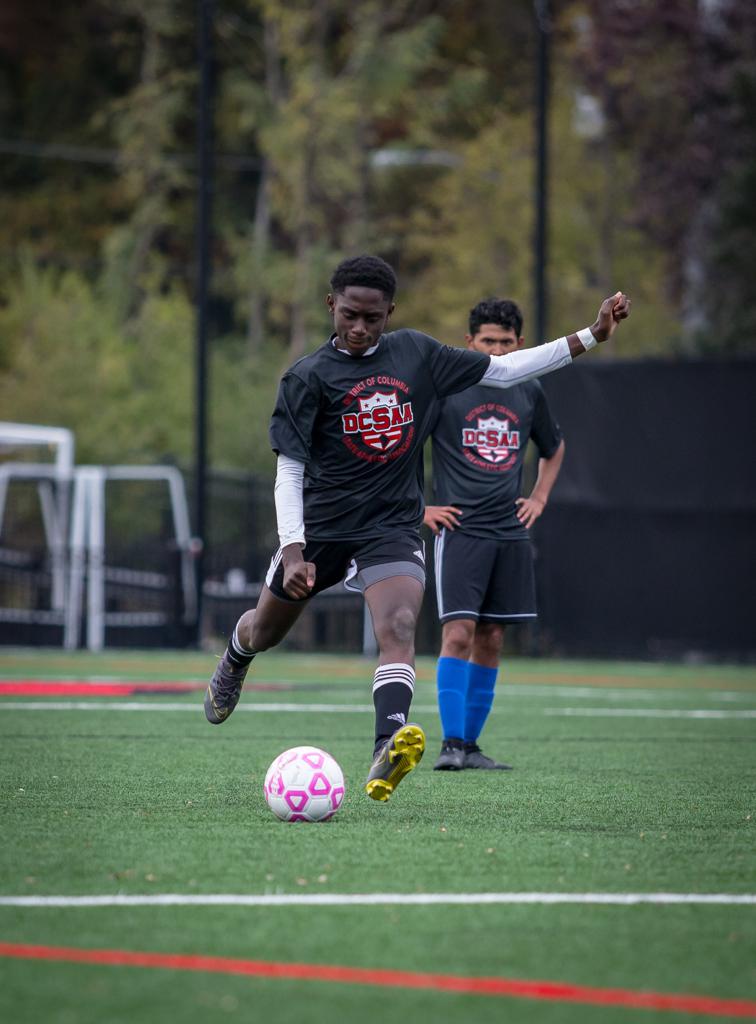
330, 255, 397, 301
469, 298, 523, 337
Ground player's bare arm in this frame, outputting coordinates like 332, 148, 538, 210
515, 439, 566, 529
281, 543, 316, 599
423, 505, 462, 535
567, 292, 631, 357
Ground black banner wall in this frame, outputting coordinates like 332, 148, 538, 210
537, 359, 756, 660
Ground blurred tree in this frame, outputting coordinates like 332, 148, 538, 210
0, 259, 195, 464
0, 1, 142, 277
1, 0, 753, 480
218, 0, 453, 360
570, 0, 756, 353
97, 0, 195, 319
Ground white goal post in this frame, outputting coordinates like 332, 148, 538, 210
64, 465, 197, 650
0, 423, 196, 649
0, 422, 75, 616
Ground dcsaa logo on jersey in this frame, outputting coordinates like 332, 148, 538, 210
342, 389, 414, 453
462, 415, 520, 465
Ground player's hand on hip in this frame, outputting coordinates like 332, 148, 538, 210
515, 496, 545, 528
423, 505, 462, 534
591, 291, 632, 343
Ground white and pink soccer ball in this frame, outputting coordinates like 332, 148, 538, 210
263, 746, 345, 822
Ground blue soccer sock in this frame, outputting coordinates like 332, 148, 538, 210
464, 662, 498, 744
436, 656, 469, 741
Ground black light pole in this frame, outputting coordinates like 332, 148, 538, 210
534, 0, 551, 345
194, 0, 214, 645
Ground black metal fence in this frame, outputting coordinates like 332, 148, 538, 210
535, 358, 756, 662
2, 359, 754, 660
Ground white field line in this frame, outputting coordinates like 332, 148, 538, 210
0, 892, 754, 909
1, 701, 755, 719
504, 685, 756, 703
545, 707, 756, 719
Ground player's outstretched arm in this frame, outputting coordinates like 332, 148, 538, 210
481, 291, 631, 390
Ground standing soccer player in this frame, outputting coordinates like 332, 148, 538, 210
204, 255, 630, 803
425, 298, 565, 772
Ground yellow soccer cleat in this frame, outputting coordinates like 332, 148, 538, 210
365, 723, 425, 802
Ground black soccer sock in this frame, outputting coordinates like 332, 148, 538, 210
227, 625, 257, 669
372, 663, 415, 753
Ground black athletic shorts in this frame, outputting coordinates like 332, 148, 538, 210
433, 528, 537, 624
265, 531, 426, 602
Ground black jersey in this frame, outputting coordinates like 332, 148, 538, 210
430, 379, 562, 541
269, 330, 489, 541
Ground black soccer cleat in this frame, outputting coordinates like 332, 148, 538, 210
463, 742, 513, 770
365, 723, 425, 802
433, 739, 466, 771
204, 650, 249, 724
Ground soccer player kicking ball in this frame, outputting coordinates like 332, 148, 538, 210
424, 298, 565, 772
204, 255, 631, 803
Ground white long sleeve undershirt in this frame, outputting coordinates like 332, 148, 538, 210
482, 336, 573, 388
274, 454, 306, 548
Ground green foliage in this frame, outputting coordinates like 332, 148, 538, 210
394, 111, 533, 342
0, 259, 194, 465
208, 335, 284, 477
0, 258, 288, 476
547, 78, 679, 356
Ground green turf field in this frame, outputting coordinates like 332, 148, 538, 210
1, 649, 754, 1022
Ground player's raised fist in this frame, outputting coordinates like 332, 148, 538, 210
592, 291, 631, 342
611, 291, 631, 322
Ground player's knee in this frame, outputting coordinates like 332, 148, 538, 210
444, 638, 471, 660
441, 621, 475, 660
376, 604, 417, 649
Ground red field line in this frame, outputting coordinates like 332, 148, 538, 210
0, 681, 285, 696
0, 681, 198, 696
1, 942, 754, 1017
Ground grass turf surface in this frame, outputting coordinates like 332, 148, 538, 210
0, 648, 754, 1023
